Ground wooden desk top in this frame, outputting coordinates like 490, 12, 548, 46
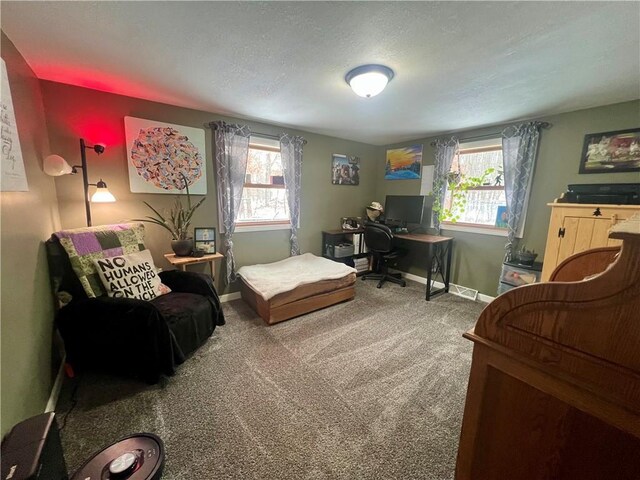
394, 233, 453, 244
164, 252, 224, 266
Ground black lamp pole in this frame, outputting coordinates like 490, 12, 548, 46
79, 138, 92, 227
74, 138, 106, 227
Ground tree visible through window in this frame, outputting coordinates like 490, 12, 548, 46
237, 139, 290, 224
442, 142, 506, 228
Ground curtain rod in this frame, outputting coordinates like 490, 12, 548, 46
205, 122, 307, 145
429, 121, 551, 147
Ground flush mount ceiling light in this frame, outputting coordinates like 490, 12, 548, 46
345, 64, 394, 98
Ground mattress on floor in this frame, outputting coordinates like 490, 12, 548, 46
237, 253, 356, 301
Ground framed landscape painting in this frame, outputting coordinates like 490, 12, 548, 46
124, 116, 207, 194
385, 145, 423, 180
579, 128, 640, 174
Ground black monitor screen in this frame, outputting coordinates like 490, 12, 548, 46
384, 195, 425, 225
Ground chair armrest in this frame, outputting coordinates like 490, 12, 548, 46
159, 270, 225, 326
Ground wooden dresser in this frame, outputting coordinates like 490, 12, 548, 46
455, 225, 640, 480
540, 202, 640, 281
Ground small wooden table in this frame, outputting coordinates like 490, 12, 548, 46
164, 252, 224, 279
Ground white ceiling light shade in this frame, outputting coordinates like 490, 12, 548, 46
345, 64, 394, 98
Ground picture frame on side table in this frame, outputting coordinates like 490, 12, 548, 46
194, 227, 216, 254
579, 128, 640, 174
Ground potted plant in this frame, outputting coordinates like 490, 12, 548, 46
512, 246, 538, 266
133, 174, 205, 256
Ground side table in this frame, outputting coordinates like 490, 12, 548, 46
164, 252, 224, 280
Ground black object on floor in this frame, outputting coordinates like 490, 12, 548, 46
71, 433, 164, 480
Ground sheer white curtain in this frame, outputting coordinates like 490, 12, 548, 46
211, 121, 251, 284
279, 134, 306, 256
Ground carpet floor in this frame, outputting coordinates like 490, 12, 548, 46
57, 279, 485, 479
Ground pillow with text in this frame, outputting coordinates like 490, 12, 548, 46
93, 249, 171, 301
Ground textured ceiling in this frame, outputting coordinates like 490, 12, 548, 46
2, 1, 639, 145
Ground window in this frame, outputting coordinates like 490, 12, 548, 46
236, 136, 290, 227
442, 139, 506, 232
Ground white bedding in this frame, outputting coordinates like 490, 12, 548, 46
237, 253, 356, 300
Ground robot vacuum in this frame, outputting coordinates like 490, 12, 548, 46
71, 433, 165, 480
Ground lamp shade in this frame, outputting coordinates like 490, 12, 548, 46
44, 154, 73, 176
91, 179, 116, 203
345, 65, 394, 98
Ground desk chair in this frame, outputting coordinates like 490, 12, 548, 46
361, 223, 407, 288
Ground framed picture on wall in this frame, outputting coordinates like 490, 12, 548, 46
579, 128, 640, 174
124, 116, 207, 194
385, 145, 423, 180
194, 227, 216, 253
332, 154, 360, 185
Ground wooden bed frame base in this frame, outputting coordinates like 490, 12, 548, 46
239, 279, 355, 325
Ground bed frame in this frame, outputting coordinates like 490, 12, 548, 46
239, 275, 356, 325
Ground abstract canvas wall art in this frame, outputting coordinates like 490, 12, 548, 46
124, 116, 207, 194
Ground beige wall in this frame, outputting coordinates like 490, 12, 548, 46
1, 33, 61, 436
39, 81, 379, 293
375, 100, 640, 295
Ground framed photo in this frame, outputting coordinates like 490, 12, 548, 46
579, 128, 640, 174
332, 154, 360, 185
124, 116, 207, 194
385, 144, 423, 180
194, 227, 216, 254
495, 206, 508, 228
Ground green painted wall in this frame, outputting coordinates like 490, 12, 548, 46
375, 100, 640, 296
40, 81, 379, 294
1, 33, 62, 436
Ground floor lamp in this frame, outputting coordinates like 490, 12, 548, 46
44, 138, 116, 226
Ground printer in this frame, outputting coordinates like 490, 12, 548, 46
563, 183, 640, 205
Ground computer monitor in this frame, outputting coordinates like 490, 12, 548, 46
384, 195, 426, 226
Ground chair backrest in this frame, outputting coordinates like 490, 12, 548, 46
46, 236, 89, 302
364, 223, 394, 253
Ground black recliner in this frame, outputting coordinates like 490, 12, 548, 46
361, 223, 407, 288
46, 237, 225, 384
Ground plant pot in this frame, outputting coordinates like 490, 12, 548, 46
513, 251, 538, 266
171, 238, 194, 257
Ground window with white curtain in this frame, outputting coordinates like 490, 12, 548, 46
442, 139, 506, 232
236, 136, 290, 226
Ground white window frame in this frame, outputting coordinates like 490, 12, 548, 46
440, 138, 507, 237
234, 135, 291, 233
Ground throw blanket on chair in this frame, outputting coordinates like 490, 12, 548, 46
52, 223, 146, 298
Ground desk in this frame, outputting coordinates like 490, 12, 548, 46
164, 252, 224, 279
394, 233, 454, 301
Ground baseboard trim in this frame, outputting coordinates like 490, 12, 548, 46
45, 356, 66, 413
219, 292, 242, 303
398, 271, 495, 304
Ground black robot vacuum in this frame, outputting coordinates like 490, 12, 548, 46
71, 433, 165, 480
1, 413, 165, 480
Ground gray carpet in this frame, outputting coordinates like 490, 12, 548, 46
57, 279, 485, 479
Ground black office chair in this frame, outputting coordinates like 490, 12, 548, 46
361, 222, 407, 288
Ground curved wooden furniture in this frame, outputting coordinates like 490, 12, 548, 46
455, 230, 640, 480
549, 245, 620, 282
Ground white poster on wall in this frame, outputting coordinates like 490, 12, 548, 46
419, 165, 434, 196
124, 116, 207, 195
0, 59, 29, 192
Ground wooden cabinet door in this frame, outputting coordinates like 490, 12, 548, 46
557, 217, 617, 265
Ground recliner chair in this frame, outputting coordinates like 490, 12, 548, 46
361, 222, 407, 288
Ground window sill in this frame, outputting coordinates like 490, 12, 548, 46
235, 223, 291, 233
441, 223, 507, 237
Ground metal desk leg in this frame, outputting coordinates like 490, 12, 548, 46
426, 244, 433, 301
444, 240, 452, 293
